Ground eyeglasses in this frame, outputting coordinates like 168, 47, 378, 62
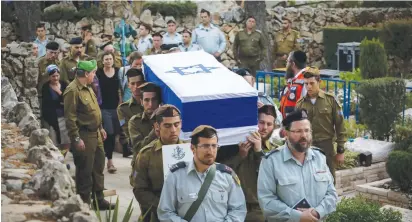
197, 144, 220, 150
289, 129, 312, 135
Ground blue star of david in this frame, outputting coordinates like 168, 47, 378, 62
166, 64, 219, 75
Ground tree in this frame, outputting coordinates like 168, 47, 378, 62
13, 1, 42, 42
244, 1, 272, 72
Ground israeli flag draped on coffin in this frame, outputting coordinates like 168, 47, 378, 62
143, 50, 258, 146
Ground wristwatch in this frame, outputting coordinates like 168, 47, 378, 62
337, 147, 345, 154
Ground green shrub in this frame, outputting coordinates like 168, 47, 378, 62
336, 149, 360, 170
339, 68, 363, 82
393, 118, 412, 152
326, 195, 402, 222
323, 27, 380, 70
142, 1, 197, 18
42, 5, 107, 22
94, 196, 134, 222
386, 150, 412, 192
380, 19, 412, 77
405, 92, 412, 109
344, 118, 367, 139
362, 1, 412, 8
356, 78, 405, 140
359, 38, 389, 79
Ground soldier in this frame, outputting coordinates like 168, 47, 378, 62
178, 29, 203, 52
273, 17, 301, 69
136, 23, 153, 55
158, 125, 247, 222
63, 60, 115, 209
97, 41, 122, 68
133, 105, 184, 222
222, 105, 279, 222
146, 32, 163, 55
117, 69, 145, 157
258, 109, 337, 221
128, 82, 161, 186
295, 67, 346, 181
192, 9, 226, 61
81, 24, 98, 58
37, 41, 60, 101
162, 20, 183, 45
59, 37, 90, 83
233, 16, 266, 77
279, 50, 308, 119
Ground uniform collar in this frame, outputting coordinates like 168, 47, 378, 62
282, 143, 315, 163
305, 89, 326, 100
154, 139, 183, 151
198, 23, 215, 30
128, 97, 139, 107
74, 78, 88, 90
187, 159, 213, 175
141, 111, 152, 121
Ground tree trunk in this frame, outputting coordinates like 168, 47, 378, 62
244, 1, 272, 72
13, 1, 42, 42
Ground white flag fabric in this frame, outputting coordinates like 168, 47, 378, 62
143, 50, 258, 145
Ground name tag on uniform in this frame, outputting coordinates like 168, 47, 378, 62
189, 193, 198, 199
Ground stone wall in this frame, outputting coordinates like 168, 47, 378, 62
2, 1, 412, 71
335, 162, 389, 195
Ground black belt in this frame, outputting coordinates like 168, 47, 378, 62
79, 126, 98, 132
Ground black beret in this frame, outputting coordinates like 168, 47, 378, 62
282, 109, 308, 127
126, 68, 144, 78
235, 68, 252, 77
161, 44, 179, 51
45, 41, 60, 50
100, 41, 113, 50
69, 37, 83, 45
292, 50, 307, 64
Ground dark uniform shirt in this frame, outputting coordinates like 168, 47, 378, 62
273, 29, 300, 56
37, 56, 60, 97
63, 78, 102, 141
117, 97, 144, 144
59, 53, 90, 83
128, 112, 157, 155
84, 38, 98, 58
233, 29, 266, 60
295, 90, 346, 150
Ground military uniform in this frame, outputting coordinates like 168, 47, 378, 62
295, 90, 346, 180
145, 47, 163, 55
63, 76, 105, 204
223, 139, 278, 222
233, 29, 266, 76
136, 35, 153, 55
157, 161, 247, 221
117, 97, 144, 147
133, 139, 184, 222
128, 112, 157, 186
273, 29, 300, 68
178, 43, 202, 52
84, 38, 98, 58
258, 145, 338, 221
59, 53, 90, 83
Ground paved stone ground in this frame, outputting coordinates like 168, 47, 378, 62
66, 152, 141, 221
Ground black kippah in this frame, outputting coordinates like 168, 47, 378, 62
292, 51, 307, 64
282, 108, 308, 127
126, 68, 143, 78
46, 41, 59, 50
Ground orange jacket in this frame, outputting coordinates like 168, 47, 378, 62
280, 70, 306, 119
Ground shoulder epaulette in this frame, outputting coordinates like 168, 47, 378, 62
324, 91, 335, 97
139, 141, 156, 154
296, 96, 305, 104
216, 164, 240, 186
312, 147, 326, 156
170, 161, 186, 173
264, 148, 280, 159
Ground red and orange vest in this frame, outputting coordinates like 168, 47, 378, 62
280, 70, 306, 119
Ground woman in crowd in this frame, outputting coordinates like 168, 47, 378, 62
41, 64, 70, 156
96, 51, 122, 173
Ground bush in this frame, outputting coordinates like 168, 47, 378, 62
42, 5, 107, 22
380, 19, 412, 77
356, 78, 405, 140
359, 38, 389, 79
386, 150, 412, 192
344, 118, 367, 139
323, 27, 380, 70
326, 195, 402, 222
336, 149, 359, 170
393, 118, 412, 152
339, 68, 362, 83
142, 1, 197, 18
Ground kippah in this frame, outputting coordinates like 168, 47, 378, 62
282, 109, 308, 127
126, 69, 143, 78
77, 60, 97, 72
100, 41, 113, 50
292, 50, 307, 64
152, 104, 181, 119
190, 125, 216, 138
235, 68, 252, 77
69, 37, 83, 45
46, 41, 60, 50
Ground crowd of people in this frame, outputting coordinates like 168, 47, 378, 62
32, 6, 347, 222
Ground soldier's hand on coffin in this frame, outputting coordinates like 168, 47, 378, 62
238, 141, 252, 158
248, 132, 262, 152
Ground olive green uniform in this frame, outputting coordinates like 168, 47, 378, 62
63, 78, 105, 204
128, 112, 157, 186
97, 51, 123, 69
133, 139, 184, 222
222, 140, 278, 222
84, 38, 98, 58
295, 90, 346, 180
117, 97, 143, 146
37, 56, 60, 97
233, 29, 266, 76
59, 53, 90, 83
273, 29, 300, 68
145, 47, 163, 55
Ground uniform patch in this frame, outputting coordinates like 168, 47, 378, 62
170, 161, 186, 173
289, 93, 296, 100
216, 163, 232, 174
119, 119, 125, 126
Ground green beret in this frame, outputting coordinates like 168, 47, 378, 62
77, 60, 97, 72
